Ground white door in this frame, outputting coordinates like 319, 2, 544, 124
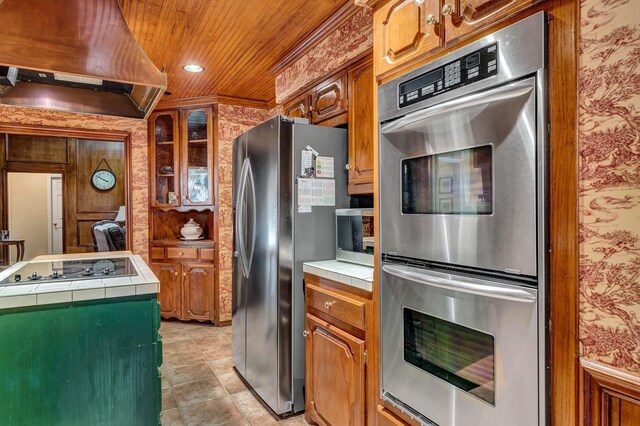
51, 177, 63, 254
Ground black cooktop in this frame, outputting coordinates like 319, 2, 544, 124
0, 257, 138, 286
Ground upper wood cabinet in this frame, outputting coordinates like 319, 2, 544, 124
181, 108, 214, 206
375, 0, 443, 77
150, 106, 215, 207
310, 72, 348, 125
347, 59, 375, 194
150, 111, 180, 207
305, 313, 366, 426
374, 0, 544, 77
284, 93, 311, 120
443, 0, 542, 45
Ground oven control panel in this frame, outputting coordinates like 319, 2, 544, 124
398, 43, 498, 108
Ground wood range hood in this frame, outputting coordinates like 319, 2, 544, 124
0, 0, 167, 119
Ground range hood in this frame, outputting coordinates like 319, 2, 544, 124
0, 0, 167, 119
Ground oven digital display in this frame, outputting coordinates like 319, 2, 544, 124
403, 308, 495, 405
401, 145, 493, 215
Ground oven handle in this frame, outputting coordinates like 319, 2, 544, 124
382, 264, 536, 303
380, 79, 535, 135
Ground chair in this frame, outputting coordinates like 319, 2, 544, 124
91, 221, 126, 252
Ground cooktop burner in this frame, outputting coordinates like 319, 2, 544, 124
0, 257, 138, 286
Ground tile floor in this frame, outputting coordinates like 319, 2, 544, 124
159, 320, 309, 426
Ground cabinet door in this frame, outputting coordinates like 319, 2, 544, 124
375, 0, 442, 77
443, 0, 542, 45
347, 59, 374, 194
151, 262, 181, 319
305, 314, 365, 426
284, 94, 311, 120
182, 263, 214, 321
181, 107, 214, 206
149, 111, 180, 207
310, 72, 348, 125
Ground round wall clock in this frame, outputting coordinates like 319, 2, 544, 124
92, 169, 116, 191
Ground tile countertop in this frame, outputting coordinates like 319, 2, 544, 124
303, 260, 374, 292
0, 251, 159, 309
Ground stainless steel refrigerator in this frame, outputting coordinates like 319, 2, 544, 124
231, 115, 349, 415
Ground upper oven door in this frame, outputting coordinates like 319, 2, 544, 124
380, 77, 538, 277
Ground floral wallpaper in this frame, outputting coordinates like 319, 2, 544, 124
0, 105, 150, 261
217, 104, 272, 322
579, 0, 640, 375
274, 7, 373, 104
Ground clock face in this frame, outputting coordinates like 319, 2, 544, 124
92, 169, 116, 191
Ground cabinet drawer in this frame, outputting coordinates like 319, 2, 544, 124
166, 247, 199, 260
200, 248, 215, 261
306, 283, 365, 330
151, 247, 165, 261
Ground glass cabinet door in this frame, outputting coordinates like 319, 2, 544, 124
151, 111, 180, 206
181, 108, 214, 206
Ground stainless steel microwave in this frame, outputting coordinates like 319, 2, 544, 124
336, 209, 374, 266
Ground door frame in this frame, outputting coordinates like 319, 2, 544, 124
48, 174, 63, 255
0, 125, 133, 252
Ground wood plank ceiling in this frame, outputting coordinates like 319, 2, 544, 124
118, 0, 350, 104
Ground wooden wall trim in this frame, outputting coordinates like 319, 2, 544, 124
269, 1, 361, 75
155, 95, 269, 111
581, 359, 640, 425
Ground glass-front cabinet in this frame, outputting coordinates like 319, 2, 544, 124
150, 111, 180, 207
150, 107, 214, 207
181, 108, 214, 206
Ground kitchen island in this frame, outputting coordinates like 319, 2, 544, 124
0, 252, 162, 425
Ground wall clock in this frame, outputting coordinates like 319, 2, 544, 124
91, 159, 116, 191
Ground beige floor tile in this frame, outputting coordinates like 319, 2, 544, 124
245, 412, 280, 426
173, 377, 227, 408
230, 390, 269, 418
162, 368, 171, 389
162, 388, 178, 411
181, 396, 247, 426
216, 370, 247, 395
161, 328, 192, 342
207, 357, 234, 375
170, 362, 216, 385
200, 344, 232, 362
163, 339, 200, 355
161, 408, 186, 426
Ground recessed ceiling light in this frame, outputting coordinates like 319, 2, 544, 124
183, 64, 204, 73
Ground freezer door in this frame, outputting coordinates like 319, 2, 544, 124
232, 134, 247, 377
244, 117, 289, 414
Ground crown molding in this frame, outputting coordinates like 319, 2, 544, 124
155, 95, 269, 111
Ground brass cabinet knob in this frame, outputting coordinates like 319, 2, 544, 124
302, 330, 309, 337
174, 272, 179, 276
179, 251, 184, 256
442, 4, 453, 16
426, 14, 438, 25
324, 301, 336, 309
345, 164, 351, 170
183, 272, 187, 277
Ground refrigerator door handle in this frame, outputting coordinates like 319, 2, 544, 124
244, 159, 257, 277
236, 159, 250, 278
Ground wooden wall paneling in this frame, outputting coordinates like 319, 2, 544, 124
5, 135, 68, 164
65, 139, 79, 253
76, 140, 125, 213
581, 360, 640, 426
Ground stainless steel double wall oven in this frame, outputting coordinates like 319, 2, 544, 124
378, 13, 548, 426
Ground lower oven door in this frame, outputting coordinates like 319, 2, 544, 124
380, 263, 538, 426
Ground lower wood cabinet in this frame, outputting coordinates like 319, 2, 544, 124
151, 249, 216, 322
304, 273, 371, 426
305, 314, 366, 426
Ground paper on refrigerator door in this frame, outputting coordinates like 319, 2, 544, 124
315, 156, 334, 178
301, 149, 314, 176
297, 178, 335, 206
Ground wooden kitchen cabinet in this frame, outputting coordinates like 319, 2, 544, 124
375, 0, 443, 77
284, 93, 311, 120
149, 111, 180, 207
374, 0, 544, 77
182, 263, 214, 321
443, 0, 544, 45
305, 314, 366, 426
304, 273, 371, 426
152, 262, 182, 319
347, 58, 375, 194
310, 71, 348, 126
